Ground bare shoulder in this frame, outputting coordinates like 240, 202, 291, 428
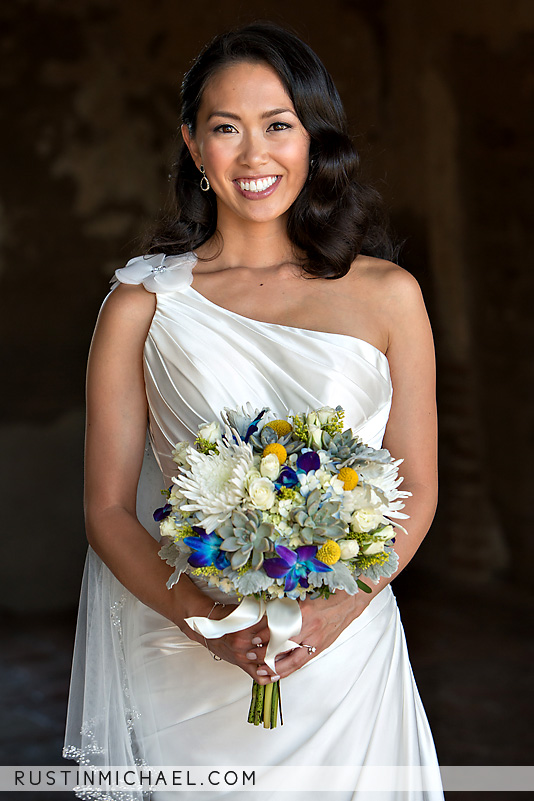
95, 282, 157, 345
318, 256, 428, 354
346, 255, 424, 309
349, 256, 429, 335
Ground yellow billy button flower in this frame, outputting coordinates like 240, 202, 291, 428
316, 539, 341, 566
338, 467, 359, 491
262, 442, 287, 464
265, 419, 293, 437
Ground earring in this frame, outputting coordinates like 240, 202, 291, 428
199, 164, 210, 192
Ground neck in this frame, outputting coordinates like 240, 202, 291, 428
197, 208, 299, 269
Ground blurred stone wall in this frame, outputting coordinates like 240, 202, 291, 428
1, 0, 533, 610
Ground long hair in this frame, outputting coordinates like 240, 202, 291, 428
146, 21, 396, 278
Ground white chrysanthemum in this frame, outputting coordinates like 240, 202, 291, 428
357, 459, 406, 501
354, 460, 412, 519
173, 438, 254, 533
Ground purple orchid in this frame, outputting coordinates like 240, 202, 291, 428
263, 544, 332, 592
296, 450, 321, 473
153, 503, 172, 521
183, 528, 230, 570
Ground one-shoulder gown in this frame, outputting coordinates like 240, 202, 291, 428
63, 252, 443, 800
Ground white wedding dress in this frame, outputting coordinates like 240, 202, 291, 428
64, 252, 443, 800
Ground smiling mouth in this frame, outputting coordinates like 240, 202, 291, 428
233, 175, 281, 199
235, 176, 279, 192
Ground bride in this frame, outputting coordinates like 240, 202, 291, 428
64, 20, 442, 800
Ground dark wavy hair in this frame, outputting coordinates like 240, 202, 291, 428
146, 21, 396, 278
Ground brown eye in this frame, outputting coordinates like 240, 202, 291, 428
214, 124, 237, 133
268, 122, 291, 131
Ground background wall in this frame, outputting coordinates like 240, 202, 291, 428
0, 0, 533, 779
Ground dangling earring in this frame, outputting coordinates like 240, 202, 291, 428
308, 157, 316, 181
199, 164, 210, 191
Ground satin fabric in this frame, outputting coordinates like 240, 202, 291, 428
114, 252, 392, 483
64, 252, 443, 800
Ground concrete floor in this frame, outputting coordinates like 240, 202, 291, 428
0, 566, 533, 800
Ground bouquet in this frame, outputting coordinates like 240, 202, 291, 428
155, 404, 410, 728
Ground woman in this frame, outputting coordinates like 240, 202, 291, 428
64, 21, 442, 800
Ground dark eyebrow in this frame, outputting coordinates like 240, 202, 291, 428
207, 108, 297, 122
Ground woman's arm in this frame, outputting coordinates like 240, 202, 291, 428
84, 283, 205, 621
84, 283, 266, 675
251, 266, 437, 683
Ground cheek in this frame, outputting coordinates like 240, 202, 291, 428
202, 141, 233, 172
277, 140, 310, 177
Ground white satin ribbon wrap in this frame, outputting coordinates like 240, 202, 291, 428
185, 596, 303, 673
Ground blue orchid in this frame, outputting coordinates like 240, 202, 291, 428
244, 409, 267, 443
274, 466, 299, 491
183, 528, 230, 570
263, 544, 332, 592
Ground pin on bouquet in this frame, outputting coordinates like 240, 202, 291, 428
155, 404, 410, 728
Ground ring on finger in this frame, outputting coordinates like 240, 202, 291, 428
301, 643, 317, 656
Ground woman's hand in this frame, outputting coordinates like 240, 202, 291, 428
227, 588, 375, 685
178, 591, 273, 681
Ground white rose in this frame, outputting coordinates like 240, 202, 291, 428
308, 424, 324, 449
338, 539, 360, 560
248, 477, 276, 510
376, 524, 394, 541
197, 421, 222, 443
307, 406, 337, 427
351, 508, 385, 533
172, 441, 191, 467
244, 468, 262, 489
361, 540, 386, 555
260, 453, 281, 481
360, 525, 394, 555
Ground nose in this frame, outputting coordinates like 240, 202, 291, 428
239, 131, 268, 169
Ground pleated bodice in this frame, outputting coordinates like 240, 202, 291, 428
113, 252, 392, 483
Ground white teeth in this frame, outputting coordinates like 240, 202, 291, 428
237, 176, 278, 193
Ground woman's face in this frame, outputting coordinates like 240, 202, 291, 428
182, 61, 310, 227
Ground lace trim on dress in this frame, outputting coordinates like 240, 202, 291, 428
63, 549, 149, 801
